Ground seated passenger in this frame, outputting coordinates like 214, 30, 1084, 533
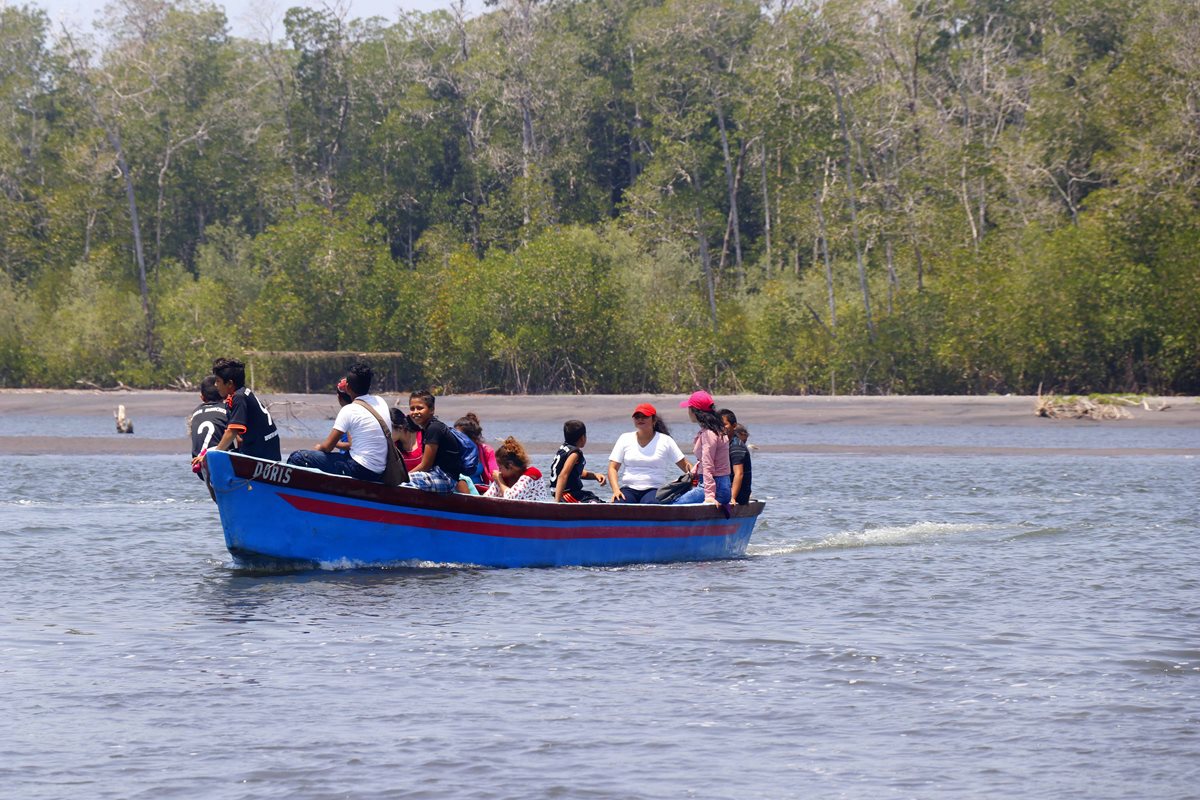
668, 391, 731, 507
549, 419, 607, 502
286, 362, 390, 482
189, 375, 228, 476
390, 408, 424, 473
607, 402, 691, 504
484, 436, 551, 502
455, 412, 498, 486
404, 390, 463, 493
719, 408, 753, 505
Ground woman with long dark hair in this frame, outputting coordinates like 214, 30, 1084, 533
669, 391, 731, 507
606, 402, 691, 503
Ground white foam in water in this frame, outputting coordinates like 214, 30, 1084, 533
749, 521, 990, 556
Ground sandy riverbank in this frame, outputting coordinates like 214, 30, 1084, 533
0, 389, 1196, 457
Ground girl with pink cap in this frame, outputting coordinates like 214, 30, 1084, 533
669, 391, 732, 508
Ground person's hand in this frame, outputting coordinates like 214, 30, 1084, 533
594, 473, 607, 486
190, 450, 206, 468
611, 487, 624, 502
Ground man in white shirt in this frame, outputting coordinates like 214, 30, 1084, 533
286, 362, 391, 481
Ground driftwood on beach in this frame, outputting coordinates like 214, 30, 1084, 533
1034, 392, 1169, 420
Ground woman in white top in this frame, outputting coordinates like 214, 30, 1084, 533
607, 402, 691, 503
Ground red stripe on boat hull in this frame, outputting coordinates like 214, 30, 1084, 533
279, 493, 740, 541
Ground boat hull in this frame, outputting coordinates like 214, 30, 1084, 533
206, 451, 763, 569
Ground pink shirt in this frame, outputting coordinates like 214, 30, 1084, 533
693, 428, 731, 502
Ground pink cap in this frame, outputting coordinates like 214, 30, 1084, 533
680, 390, 715, 412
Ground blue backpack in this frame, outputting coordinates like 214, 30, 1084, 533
450, 427, 481, 478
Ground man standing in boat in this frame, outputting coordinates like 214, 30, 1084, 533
286, 362, 391, 482
191, 357, 281, 466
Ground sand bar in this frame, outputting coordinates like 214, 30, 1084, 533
0, 389, 1196, 457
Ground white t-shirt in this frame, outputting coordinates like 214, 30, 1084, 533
333, 395, 391, 474
607, 431, 685, 490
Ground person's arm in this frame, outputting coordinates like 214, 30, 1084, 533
607, 460, 624, 502
415, 439, 439, 472
193, 426, 238, 465
581, 467, 606, 486
730, 462, 744, 504
312, 428, 344, 454
554, 451, 580, 502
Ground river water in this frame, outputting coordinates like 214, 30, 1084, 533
2, 422, 1197, 799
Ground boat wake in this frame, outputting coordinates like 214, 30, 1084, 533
748, 521, 991, 557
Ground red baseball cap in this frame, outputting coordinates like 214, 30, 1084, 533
679, 390, 715, 412
632, 402, 657, 417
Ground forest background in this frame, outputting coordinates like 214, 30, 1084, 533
1, 0, 1197, 395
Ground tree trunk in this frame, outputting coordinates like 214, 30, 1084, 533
759, 141, 771, 277
713, 99, 743, 289
831, 71, 873, 341
815, 160, 837, 332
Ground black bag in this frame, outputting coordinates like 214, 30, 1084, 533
655, 472, 695, 504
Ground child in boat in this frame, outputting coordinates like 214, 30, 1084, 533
189, 375, 229, 476
719, 409, 753, 505
192, 357, 280, 468
391, 407, 424, 473
455, 412, 498, 487
549, 419, 607, 502
404, 390, 463, 493
484, 436, 551, 502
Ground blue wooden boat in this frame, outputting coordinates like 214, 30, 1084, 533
206, 450, 764, 569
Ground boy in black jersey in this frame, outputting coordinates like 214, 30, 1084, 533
191, 357, 281, 468
189, 376, 228, 474
549, 419, 606, 502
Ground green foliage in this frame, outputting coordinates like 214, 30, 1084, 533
0, 0, 1194, 394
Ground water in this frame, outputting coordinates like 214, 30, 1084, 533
2, 441, 1197, 799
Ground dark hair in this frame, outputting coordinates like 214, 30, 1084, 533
717, 408, 737, 426
390, 407, 420, 432
563, 419, 586, 445
734, 424, 749, 441
455, 414, 482, 443
410, 390, 435, 408
652, 415, 670, 436
495, 436, 529, 469
693, 407, 725, 436
336, 389, 352, 406
200, 375, 221, 402
211, 357, 245, 388
345, 361, 373, 396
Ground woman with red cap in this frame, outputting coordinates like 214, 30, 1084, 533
606, 402, 691, 503
668, 390, 732, 508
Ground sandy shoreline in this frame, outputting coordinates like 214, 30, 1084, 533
0, 389, 1196, 456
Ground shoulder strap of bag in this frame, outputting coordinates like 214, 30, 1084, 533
353, 399, 408, 484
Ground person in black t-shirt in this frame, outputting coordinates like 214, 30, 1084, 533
189, 376, 229, 475
549, 419, 607, 502
719, 408, 753, 505
404, 390, 462, 493
191, 357, 281, 469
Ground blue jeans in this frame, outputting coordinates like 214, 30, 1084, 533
671, 474, 731, 505
287, 449, 383, 482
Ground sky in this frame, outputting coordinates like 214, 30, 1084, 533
23, 0, 483, 39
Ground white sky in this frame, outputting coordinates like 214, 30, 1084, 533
23, 0, 483, 39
